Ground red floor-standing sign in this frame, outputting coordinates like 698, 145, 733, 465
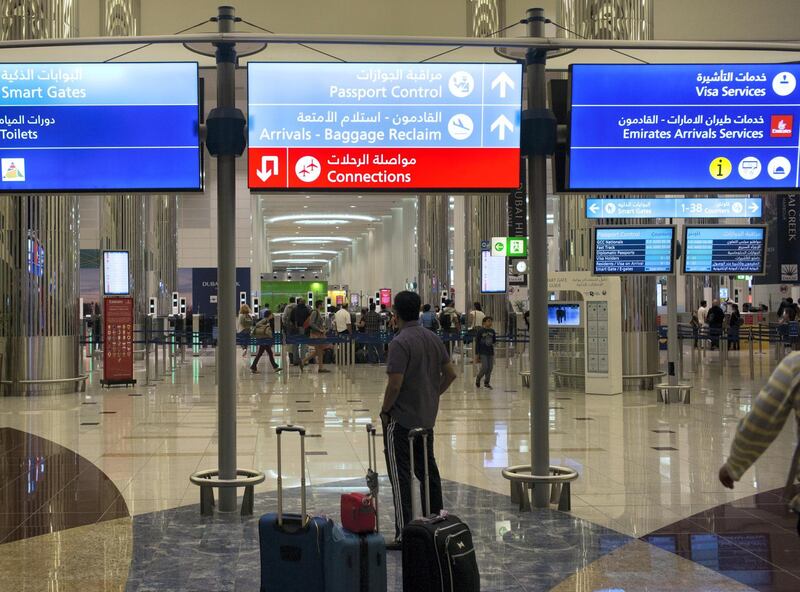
102, 296, 136, 387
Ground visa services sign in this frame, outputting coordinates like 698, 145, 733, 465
247, 62, 522, 191
568, 64, 800, 192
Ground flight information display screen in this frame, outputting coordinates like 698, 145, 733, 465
593, 227, 675, 275
481, 250, 506, 293
103, 251, 130, 295
569, 64, 800, 191
683, 226, 767, 274
0, 63, 202, 192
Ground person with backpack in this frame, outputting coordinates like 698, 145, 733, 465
250, 309, 281, 373
719, 351, 800, 535
282, 297, 298, 364
439, 299, 460, 355
300, 300, 332, 373
473, 316, 496, 389
728, 303, 743, 351
237, 303, 254, 358
291, 299, 311, 365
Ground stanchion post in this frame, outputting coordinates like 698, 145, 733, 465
666, 273, 679, 386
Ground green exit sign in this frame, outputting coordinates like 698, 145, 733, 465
491, 236, 527, 257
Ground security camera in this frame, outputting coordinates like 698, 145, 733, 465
287, 274, 292, 279
273, 274, 278, 280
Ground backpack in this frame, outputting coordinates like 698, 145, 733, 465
440, 311, 452, 331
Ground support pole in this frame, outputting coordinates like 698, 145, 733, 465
667, 273, 679, 386
526, 7, 550, 509
215, 4, 238, 513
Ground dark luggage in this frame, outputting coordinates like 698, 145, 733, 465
327, 423, 387, 592
259, 425, 331, 592
402, 428, 480, 592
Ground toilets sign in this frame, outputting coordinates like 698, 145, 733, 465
0, 63, 202, 192
247, 62, 522, 191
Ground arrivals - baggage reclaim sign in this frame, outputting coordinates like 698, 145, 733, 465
247, 63, 522, 191
568, 64, 800, 192
0, 63, 202, 192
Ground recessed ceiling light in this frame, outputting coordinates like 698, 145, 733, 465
272, 258, 329, 264
270, 237, 352, 243
297, 219, 349, 225
272, 250, 338, 255
267, 214, 377, 223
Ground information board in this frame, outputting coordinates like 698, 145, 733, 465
683, 226, 767, 274
0, 63, 201, 192
481, 250, 506, 293
548, 303, 581, 327
569, 64, 800, 191
102, 296, 135, 386
586, 197, 762, 219
248, 62, 522, 191
593, 226, 675, 275
103, 250, 129, 295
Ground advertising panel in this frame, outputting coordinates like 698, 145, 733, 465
102, 296, 134, 386
0, 63, 201, 192
248, 62, 522, 191
569, 64, 800, 191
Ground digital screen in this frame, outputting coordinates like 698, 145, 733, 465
548, 303, 581, 327
586, 197, 762, 219
593, 226, 675, 275
248, 62, 522, 191
380, 289, 392, 307
683, 226, 766, 274
569, 64, 800, 191
350, 293, 360, 309
690, 533, 772, 587
103, 251, 130, 295
0, 63, 201, 192
481, 250, 506, 293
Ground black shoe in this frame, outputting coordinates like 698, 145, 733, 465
273, 367, 282, 373
475, 379, 481, 388
385, 539, 402, 551
484, 383, 493, 389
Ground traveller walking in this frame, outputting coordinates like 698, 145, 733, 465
474, 316, 497, 389
360, 303, 383, 364
291, 299, 311, 365
728, 303, 742, 351
380, 291, 457, 549
690, 312, 701, 348
334, 302, 353, 337
718, 351, 800, 534
439, 299, 461, 355
237, 304, 254, 358
282, 297, 298, 364
250, 309, 281, 373
466, 302, 485, 344
300, 300, 332, 373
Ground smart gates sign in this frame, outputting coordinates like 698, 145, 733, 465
0, 63, 201, 192
569, 64, 800, 192
247, 62, 522, 190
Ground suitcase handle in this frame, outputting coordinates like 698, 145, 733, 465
276, 424, 307, 527
408, 428, 431, 517
366, 423, 379, 532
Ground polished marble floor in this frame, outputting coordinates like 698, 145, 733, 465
0, 344, 798, 590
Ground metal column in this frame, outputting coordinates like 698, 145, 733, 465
215, 5, 238, 513
526, 8, 551, 509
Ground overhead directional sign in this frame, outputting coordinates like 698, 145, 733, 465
569, 64, 800, 191
586, 197, 762, 219
247, 62, 522, 191
0, 63, 201, 192
683, 226, 767, 274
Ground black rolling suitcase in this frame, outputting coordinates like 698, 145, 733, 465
401, 428, 480, 592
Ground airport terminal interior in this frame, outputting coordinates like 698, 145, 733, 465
2, 1, 800, 591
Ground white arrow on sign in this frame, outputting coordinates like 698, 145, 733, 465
491, 71, 515, 98
588, 203, 600, 214
749, 202, 759, 213
256, 155, 279, 182
490, 115, 514, 141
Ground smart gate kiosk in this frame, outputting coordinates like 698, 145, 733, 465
547, 272, 623, 395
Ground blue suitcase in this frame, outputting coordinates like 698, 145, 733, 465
259, 425, 331, 592
325, 424, 387, 592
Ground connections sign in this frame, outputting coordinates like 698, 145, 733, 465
247, 62, 522, 191
0, 63, 202, 192
569, 64, 800, 191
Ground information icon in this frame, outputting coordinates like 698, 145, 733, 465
767, 156, 791, 180
737, 156, 761, 180
295, 156, 321, 182
772, 72, 797, 97
709, 157, 732, 180
448, 71, 475, 98
447, 114, 474, 140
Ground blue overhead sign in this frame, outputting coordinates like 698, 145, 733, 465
586, 197, 762, 219
0, 63, 201, 192
569, 64, 800, 191
683, 226, 767, 274
247, 62, 522, 191
593, 226, 676, 275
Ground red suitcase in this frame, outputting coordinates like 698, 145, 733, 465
341, 424, 380, 534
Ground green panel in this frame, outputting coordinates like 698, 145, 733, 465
260, 280, 328, 310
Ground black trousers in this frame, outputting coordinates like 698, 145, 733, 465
383, 418, 444, 540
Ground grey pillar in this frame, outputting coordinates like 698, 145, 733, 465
464, 194, 509, 331
145, 195, 178, 318
417, 194, 449, 307
557, 0, 659, 383
0, 0, 80, 396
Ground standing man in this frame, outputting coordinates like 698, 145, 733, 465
697, 300, 708, 349
361, 303, 383, 364
380, 291, 458, 550
334, 302, 353, 338
706, 299, 725, 350
282, 296, 298, 364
